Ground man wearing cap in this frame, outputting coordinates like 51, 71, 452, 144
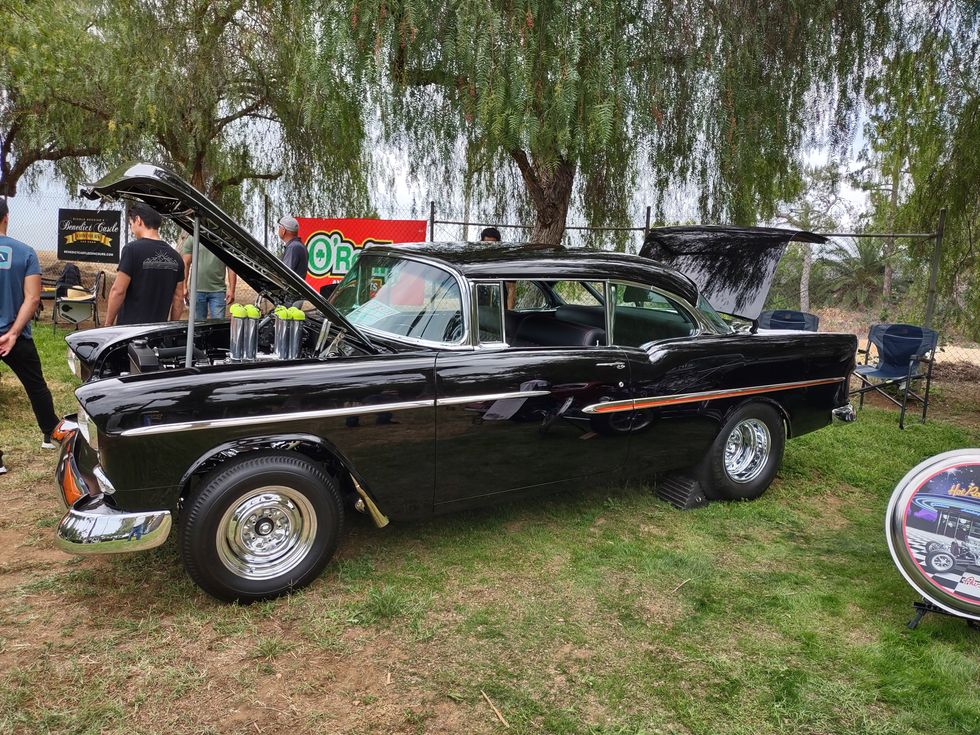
277, 216, 308, 279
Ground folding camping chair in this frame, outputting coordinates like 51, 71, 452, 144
850, 323, 939, 429
53, 270, 106, 331
33, 276, 60, 322
758, 309, 820, 331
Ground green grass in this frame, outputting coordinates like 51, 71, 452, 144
1, 328, 978, 734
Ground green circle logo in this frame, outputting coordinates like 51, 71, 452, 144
307, 232, 337, 277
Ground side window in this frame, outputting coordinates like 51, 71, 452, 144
475, 282, 504, 344
512, 281, 552, 311
553, 281, 603, 306
506, 279, 606, 348
610, 283, 698, 347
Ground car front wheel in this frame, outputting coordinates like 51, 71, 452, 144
699, 402, 785, 501
179, 451, 343, 602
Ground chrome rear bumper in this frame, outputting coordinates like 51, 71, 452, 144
833, 403, 857, 422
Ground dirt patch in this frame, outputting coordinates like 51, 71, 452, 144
933, 360, 980, 382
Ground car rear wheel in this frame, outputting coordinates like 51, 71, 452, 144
179, 451, 343, 602
699, 402, 785, 501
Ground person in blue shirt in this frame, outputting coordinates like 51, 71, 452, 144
277, 216, 308, 279
0, 199, 64, 474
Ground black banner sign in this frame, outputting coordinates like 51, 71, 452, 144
57, 208, 121, 263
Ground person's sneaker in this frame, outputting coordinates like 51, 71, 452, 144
42, 424, 70, 450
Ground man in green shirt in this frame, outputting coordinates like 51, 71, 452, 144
181, 233, 237, 318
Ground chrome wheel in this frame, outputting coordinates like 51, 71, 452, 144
927, 552, 955, 573
216, 486, 317, 580
723, 418, 771, 484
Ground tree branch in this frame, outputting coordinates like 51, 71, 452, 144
214, 99, 268, 133
509, 149, 545, 210
210, 169, 282, 196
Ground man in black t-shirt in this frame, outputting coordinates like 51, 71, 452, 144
105, 203, 184, 326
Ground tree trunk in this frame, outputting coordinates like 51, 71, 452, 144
509, 150, 576, 245
883, 163, 900, 302
799, 244, 812, 312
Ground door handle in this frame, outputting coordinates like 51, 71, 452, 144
596, 361, 626, 369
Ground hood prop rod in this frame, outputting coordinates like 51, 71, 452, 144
184, 216, 200, 368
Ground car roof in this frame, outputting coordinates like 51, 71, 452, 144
362, 242, 701, 306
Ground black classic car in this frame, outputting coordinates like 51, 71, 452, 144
54, 164, 857, 602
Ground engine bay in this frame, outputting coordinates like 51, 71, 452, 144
94, 312, 362, 379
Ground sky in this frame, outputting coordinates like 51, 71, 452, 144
5, 140, 871, 254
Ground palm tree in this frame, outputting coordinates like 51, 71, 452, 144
821, 239, 888, 309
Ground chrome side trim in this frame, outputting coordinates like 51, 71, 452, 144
435, 390, 551, 407
119, 390, 553, 436
56, 495, 171, 555
582, 377, 847, 414
120, 399, 437, 437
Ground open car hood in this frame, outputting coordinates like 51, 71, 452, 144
639, 226, 827, 320
81, 162, 372, 349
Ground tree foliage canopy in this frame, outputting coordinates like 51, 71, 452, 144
339, 0, 888, 241
859, 2, 979, 337
0, 0, 124, 196
2, 0, 370, 220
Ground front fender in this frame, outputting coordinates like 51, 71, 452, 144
176, 432, 391, 524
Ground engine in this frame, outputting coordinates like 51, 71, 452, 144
99, 308, 352, 378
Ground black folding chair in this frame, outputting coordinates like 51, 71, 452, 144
758, 309, 820, 331
850, 323, 939, 429
31, 276, 60, 322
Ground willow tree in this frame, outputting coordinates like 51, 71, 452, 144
98, 0, 370, 218
861, 4, 980, 336
336, 1, 886, 243
0, 0, 124, 196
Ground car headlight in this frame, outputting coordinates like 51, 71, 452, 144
77, 405, 99, 452
67, 348, 81, 379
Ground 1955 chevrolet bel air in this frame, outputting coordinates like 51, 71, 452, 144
54, 163, 857, 601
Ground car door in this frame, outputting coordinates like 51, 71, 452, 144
603, 281, 721, 474
432, 280, 630, 510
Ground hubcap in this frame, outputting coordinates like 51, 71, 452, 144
723, 418, 771, 484
216, 486, 317, 580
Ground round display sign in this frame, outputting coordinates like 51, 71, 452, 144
886, 449, 980, 622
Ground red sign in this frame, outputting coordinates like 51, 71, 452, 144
297, 218, 427, 294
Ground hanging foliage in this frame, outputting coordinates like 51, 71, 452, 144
333, 0, 889, 242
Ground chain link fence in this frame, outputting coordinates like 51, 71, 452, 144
7, 190, 978, 422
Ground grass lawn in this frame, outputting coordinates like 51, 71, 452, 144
1, 327, 978, 735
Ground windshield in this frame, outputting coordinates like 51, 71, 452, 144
331, 254, 464, 344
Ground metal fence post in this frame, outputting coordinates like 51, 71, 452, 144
923, 208, 946, 329
185, 216, 200, 368
263, 193, 269, 251
429, 201, 435, 242
644, 206, 651, 235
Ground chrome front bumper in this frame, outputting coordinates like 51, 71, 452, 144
54, 419, 172, 555
833, 403, 857, 422
56, 495, 172, 555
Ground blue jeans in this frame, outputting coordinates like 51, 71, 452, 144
196, 291, 226, 319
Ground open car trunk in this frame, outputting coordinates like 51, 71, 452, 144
639, 226, 827, 320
